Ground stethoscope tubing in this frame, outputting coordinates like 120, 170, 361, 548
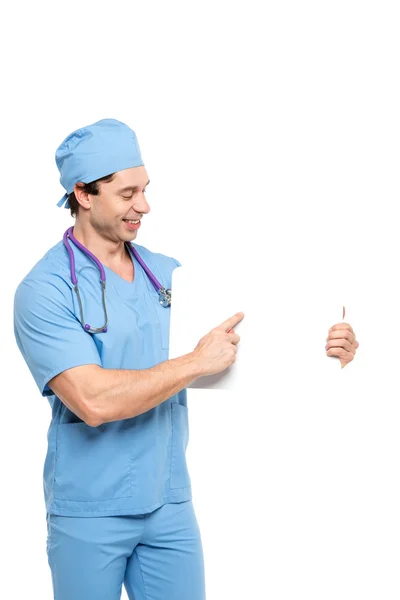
62, 227, 171, 334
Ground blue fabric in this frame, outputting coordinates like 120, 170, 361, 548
14, 240, 191, 517
55, 118, 144, 208
46, 500, 205, 600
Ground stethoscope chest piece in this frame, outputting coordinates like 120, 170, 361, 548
158, 288, 172, 307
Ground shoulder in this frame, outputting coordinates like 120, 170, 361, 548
14, 241, 73, 309
131, 243, 182, 270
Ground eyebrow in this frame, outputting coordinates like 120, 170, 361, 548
117, 179, 150, 194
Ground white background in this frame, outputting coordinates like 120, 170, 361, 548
2, 1, 400, 598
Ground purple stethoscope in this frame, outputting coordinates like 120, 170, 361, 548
63, 226, 172, 334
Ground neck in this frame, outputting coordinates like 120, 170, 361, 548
71, 221, 128, 266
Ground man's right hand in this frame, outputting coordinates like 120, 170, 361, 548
191, 312, 245, 376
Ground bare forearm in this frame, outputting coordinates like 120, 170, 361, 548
86, 353, 203, 425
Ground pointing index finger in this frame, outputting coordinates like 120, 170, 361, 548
216, 312, 245, 333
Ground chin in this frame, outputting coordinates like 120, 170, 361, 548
119, 224, 138, 240
124, 231, 138, 243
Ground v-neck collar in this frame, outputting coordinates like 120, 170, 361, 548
103, 245, 144, 296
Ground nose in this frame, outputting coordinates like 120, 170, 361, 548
133, 192, 151, 215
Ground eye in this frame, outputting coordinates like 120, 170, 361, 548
122, 189, 147, 199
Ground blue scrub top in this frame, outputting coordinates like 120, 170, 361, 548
14, 239, 192, 517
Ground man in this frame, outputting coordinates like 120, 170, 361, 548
13, 118, 358, 600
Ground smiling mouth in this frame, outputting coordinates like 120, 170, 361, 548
123, 219, 140, 224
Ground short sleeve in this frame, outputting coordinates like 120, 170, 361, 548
14, 276, 102, 397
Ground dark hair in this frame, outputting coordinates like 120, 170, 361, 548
67, 173, 116, 218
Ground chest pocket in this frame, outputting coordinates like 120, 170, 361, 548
145, 261, 174, 352
152, 295, 171, 350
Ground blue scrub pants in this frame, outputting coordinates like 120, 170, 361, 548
46, 500, 205, 600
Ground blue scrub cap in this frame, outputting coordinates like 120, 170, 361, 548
55, 118, 144, 208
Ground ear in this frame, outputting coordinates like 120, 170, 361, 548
73, 182, 91, 211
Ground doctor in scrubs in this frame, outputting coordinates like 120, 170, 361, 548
13, 118, 359, 600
